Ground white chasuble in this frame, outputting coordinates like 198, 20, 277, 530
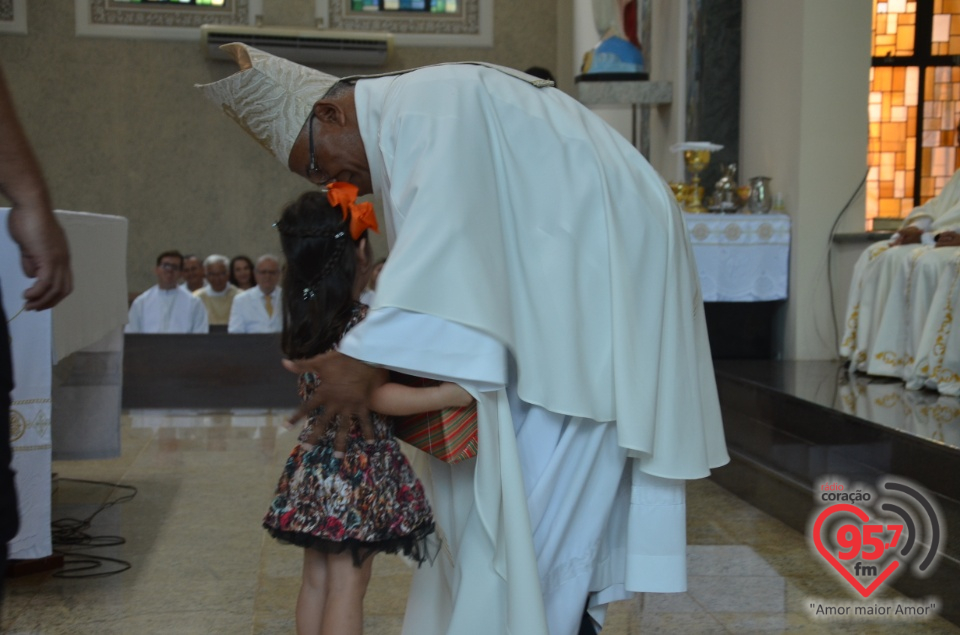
340, 63, 727, 635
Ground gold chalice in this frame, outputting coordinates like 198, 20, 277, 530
668, 181, 687, 205
682, 149, 712, 213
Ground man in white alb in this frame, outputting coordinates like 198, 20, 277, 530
126, 250, 208, 334
194, 254, 240, 327
199, 44, 728, 635
227, 254, 282, 333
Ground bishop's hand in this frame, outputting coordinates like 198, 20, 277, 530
935, 230, 960, 247
283, 351, 387, 452
891, 225, 923, 246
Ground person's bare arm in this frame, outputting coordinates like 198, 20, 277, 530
0, 66, 72, 311
370, 381, 473, 416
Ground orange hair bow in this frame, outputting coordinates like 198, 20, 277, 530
326, 182, 379, 240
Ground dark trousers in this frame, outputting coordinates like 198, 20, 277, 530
0, 287, 19, 604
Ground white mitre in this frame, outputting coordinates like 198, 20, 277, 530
196, 43, 339, 165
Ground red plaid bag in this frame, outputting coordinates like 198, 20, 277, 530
391, 374, 478, 464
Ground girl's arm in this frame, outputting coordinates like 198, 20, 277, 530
370, 381, 474, 416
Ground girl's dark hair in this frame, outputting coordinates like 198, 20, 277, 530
276, 191, 362, 359
228, 255, 255, 288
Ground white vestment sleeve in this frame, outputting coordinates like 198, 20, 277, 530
191, 297, 209, 334
338, 307, 508, 391
227, 295, 244, 333
125, 298, 141, 334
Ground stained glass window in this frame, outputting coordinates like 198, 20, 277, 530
349, 0, 457, 12
931, 0, 960, 55
872, 0, 916, 57
113, 0, 226, 5
868, 0, 960, 227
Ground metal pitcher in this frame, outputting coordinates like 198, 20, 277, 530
748, 176, 772, 214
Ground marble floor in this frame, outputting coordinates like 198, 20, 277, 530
3, 408, 960, 634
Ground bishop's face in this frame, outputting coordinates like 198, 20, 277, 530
288, 101, 372, 196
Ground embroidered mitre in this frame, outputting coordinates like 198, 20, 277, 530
196, 42, 339, 165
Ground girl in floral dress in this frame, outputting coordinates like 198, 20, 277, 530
264, 184, 472, 635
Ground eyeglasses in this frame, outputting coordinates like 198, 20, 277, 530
306, 113, 334, 186
307, 112, 320, 179
159, 262, 181, 272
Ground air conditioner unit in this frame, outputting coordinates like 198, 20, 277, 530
200, 25, 394, 67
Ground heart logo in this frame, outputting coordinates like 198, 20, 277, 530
812, 504, 900, 598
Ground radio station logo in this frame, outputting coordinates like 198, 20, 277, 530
808, 476, 943, 600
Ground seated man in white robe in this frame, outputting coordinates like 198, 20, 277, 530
179, 254, 206, 293
868, 211, 960, 381
905, 248, 960, 394
126, 250, 208, 334
841, 168, 960, 373
227, 254, 283, 334
199, 45, 729, 635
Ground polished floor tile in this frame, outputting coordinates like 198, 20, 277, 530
2, 408, 959, 634
714, 360, 960, 451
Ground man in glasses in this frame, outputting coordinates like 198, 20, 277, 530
126, 250, 208, 334
199, 44, 728, 635
227, 254, 282, 334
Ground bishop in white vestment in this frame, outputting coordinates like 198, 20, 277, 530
198, 45, 730, 635
841, 170, 960, 373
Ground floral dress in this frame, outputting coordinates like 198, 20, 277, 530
262, 304, 435, 564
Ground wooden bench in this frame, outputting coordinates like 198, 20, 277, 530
122, 334, 296, 409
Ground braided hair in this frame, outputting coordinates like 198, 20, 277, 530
276, 191, 365, 359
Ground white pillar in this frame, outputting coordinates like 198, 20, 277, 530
740, 0, 871, 360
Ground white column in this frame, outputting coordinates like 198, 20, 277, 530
740, 0, 871, 360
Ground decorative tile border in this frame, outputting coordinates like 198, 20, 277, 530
315, 0, 492, 47
0, 0, 27, 35
76, 0, 262, 40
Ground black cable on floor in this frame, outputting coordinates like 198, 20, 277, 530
49, 476, 138, 579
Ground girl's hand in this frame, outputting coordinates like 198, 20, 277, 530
437, 382, 474, 408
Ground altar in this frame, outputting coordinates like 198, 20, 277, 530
1, 209, 128, 560
684, 212, 791, 358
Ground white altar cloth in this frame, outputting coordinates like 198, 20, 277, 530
1, 249, 52, 561
1, 208, 128, 560
683, 213, 791, 302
